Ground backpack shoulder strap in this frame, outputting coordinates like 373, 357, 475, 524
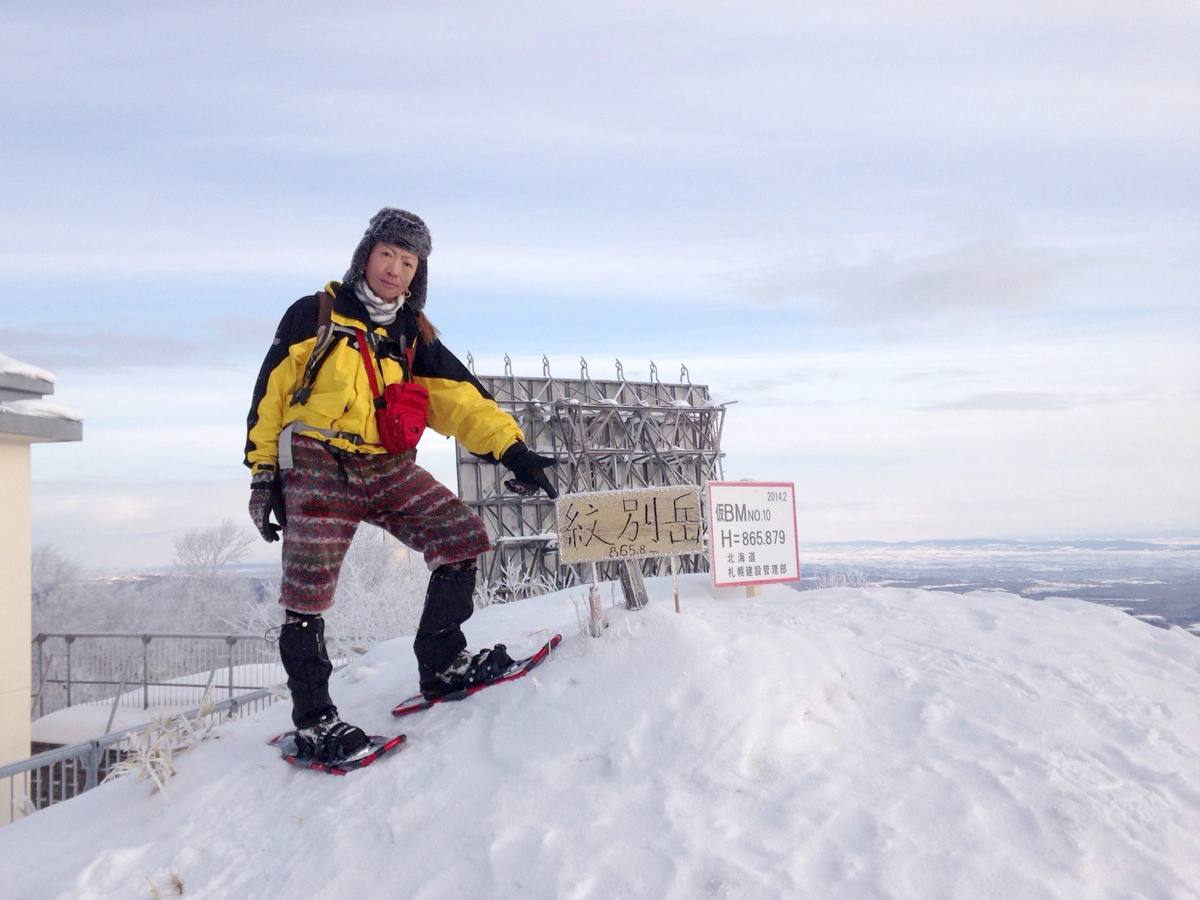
289, 291, 338, 407
314, 290, 334, 350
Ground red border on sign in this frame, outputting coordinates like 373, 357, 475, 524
706, 481, 800, 588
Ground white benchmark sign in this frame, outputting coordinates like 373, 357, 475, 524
707, 481, 799, 588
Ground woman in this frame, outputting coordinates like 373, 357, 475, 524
245, 208, 556, 765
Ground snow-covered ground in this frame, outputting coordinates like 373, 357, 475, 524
4, 574, 1200, 900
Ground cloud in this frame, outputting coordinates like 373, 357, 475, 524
916, 389, 1141, 412
919, 391, 1073, 412
31, 476, 273, 572
739, 223, 1092, 329
0, 327, 203, 372
892, 368, 982, 386
0, 310, 282, 373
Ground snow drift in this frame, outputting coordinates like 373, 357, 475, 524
3, 576, 1199, 900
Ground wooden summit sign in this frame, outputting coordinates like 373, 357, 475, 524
555, 486, 703, 565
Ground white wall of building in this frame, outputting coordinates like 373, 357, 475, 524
0, 436, 32, 822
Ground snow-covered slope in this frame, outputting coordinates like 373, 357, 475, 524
4, 576, 1200, 900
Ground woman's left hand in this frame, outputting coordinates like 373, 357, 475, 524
500, 442, 558, 498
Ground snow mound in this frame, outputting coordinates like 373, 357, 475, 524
3, 577, 1200, 900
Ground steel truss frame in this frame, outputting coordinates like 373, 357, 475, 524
456, 356, 727, 595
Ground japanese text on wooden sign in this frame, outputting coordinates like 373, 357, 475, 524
555, 486, 703, 564
706, 481, 799, 588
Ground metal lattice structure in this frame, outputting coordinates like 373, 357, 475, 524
456, 356, 728, 594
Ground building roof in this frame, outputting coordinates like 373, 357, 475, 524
0, 352, 83, 443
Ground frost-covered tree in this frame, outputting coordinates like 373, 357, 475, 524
477, 557, 555, 604
323, 526, 430, 654
813, 568, 873, 589
173, 520, 255, 578
230, 525, 430, 658
31, 544, 86, 636
31, 544, 83, 597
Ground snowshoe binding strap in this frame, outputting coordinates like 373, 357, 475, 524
295, 720, 370, 765
465, 645, 515, 686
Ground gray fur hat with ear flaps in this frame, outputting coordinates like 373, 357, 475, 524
343, 208, 433, 311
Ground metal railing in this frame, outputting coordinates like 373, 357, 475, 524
2, 687, 280, 824
32, 633, 282, 719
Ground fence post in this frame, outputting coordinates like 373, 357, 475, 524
142, 635, 152, 710
64, 635, 75, 707
84, 740, 100, 791
105, 670, 129, 737
225, 636, 237, 701
32, 636, 46, 718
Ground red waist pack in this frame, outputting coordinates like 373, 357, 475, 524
355, 329, 429, 453
376, 381, 429, 452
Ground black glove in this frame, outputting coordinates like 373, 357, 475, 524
249, 469, 287, 542
500, 442, 558, 499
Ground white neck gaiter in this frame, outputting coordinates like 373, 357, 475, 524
354, 279, 403, 325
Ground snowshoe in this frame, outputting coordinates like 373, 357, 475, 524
421, 644, 516, 700
271, 711, 391, 774
271, 730, 406, 775
395, 634, 562, 716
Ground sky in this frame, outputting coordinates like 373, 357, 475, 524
1, 0, 1197, 571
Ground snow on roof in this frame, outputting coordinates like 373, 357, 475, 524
0, 351, 55, 384
0, 398, 84, 422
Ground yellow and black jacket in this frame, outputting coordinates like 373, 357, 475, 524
245, 281, 522, 474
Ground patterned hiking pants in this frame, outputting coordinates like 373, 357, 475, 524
279, 435, 492, 614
